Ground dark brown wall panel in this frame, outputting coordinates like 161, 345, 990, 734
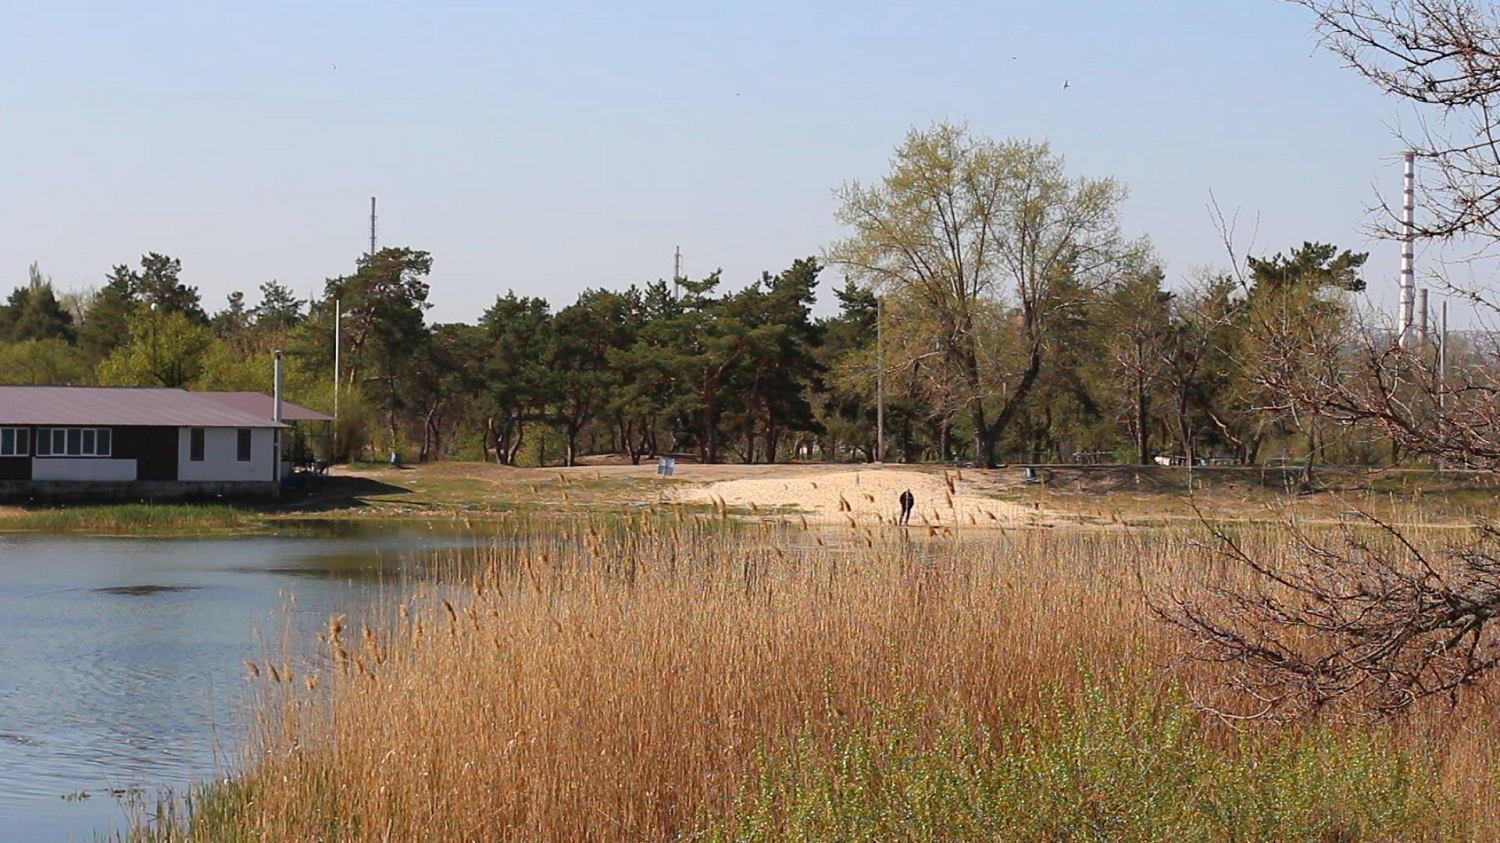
113, 426, 179, 481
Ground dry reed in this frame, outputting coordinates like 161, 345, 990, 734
168, 512, 1490, 841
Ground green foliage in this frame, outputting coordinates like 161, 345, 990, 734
0, 263, 75, 343
130, 253, 209, 321
0, 178, 1400, 469
192, 341, 274, 392
96, 306, 216, 388
251, 279, 305, 338
704, 682, 1453, 842
1231, 242, 1370, 466
211, 290, 251, 341
1248, 241, 1367, 296
0, 338, 90, 385
607, 280, 695, 462
816, 279, 880, 460
77, 253, 206, 363
478, 291, 555, 465
1093, 261, 1172, 464
321, 247, 435, 447
829, 121, 1132, 467
552, 288, 638, 465
78, 272, 138, 362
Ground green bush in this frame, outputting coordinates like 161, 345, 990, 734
703, 680, 1454, 842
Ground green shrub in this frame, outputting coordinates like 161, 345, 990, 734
704, 680, 1455, 842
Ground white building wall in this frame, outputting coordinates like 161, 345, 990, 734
31, 459, 138, 482
176, 427, 277, 483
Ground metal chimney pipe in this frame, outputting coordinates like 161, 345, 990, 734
273, 350, 284, 426
1400, 151, 1416, 348
273, 350, 284, 486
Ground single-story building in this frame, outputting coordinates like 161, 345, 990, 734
0, 386, 331, 501
196, 390, 334, 473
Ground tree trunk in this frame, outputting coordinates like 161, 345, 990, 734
421, 408, 439, 462
980, 341, 1045, 468
1136, 381, 1151, 465
970, 402, 992, 468
702, 379, 718, 464
508, 419, 526, 467
742, 409, 756, 464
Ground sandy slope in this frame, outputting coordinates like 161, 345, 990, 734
670, 465, 1042, 528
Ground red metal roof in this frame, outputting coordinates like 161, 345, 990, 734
0, 387, 289, 428
199, 392, 333, 422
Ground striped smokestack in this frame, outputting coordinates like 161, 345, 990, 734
1399, 151, 1416, 348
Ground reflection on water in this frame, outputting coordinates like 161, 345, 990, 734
0, 525, 485, 841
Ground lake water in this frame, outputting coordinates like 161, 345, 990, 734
0, 525, 483, 841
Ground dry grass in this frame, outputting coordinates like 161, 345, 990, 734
150, 511, 1500, 841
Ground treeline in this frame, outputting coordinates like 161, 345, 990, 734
0, 124, 1457, 467
0, 239, 1428, 469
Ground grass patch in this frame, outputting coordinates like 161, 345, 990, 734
0, 502, 262, 535
707, 682, 1452, 842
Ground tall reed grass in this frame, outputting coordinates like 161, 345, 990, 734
146, 514, 1490, 841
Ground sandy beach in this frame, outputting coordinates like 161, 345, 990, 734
668, 464, 1043, 528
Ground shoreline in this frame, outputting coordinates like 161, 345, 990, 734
0, 460, 1492, 536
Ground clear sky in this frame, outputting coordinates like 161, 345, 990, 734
0, 1, 1422, 324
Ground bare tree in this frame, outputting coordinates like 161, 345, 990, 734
1162, 245, 1500, 717
1291, 0, 1500, 244
1159, 3, 1500, 714
1164, 511, 1500, 716
1266, 2, 1500, 463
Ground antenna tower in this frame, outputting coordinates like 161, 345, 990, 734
369, 197, 378, 257
674, 246, 682, 299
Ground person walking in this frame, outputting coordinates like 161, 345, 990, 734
898, 489, 915, 525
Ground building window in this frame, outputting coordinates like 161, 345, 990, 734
0, 427, 28, 457
190, 428, 205, 462
237, 429, 252, 462
35, 428, 111, 457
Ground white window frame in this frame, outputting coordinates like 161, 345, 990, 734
0, 427, 28, 457
35, 427, 112, 458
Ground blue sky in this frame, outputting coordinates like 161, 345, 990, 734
0, 1, 1419, 323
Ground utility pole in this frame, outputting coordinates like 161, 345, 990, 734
1440, 299, 1449, 389
876, 295, 884, 463
369, 197, 378, 257
1440, 298, 1449, 472
1418, 288, 1429, 346
334, 298, 341, 459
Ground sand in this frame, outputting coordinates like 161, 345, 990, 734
669, 465, 1041, 528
